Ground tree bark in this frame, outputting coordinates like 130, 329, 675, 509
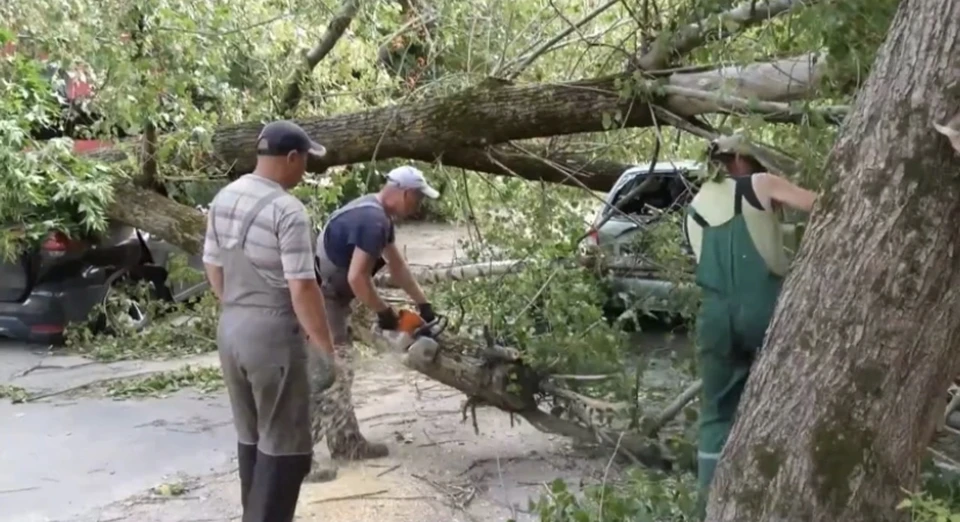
705, 2, 960, 521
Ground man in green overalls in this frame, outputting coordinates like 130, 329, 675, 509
684, 136, 816, 513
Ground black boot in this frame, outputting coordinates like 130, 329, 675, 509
237, 443, 258, 510
243, 451, 312, 522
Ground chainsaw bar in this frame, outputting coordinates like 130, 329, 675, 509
415, 315, 448, 339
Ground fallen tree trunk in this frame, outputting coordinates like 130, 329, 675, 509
91, 54, 831, 190
705, 0, 960, 520
105, 185, 684, 468
109, 184, 207, 255
95, 52, 831, 247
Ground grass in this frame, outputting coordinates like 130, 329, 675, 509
105, 365, 224, 399
0, 384, 29, 403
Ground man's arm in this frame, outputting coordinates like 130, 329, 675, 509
347, 248, 390, 313
345, 218, 393, 313
202, 208, 224, 300
382, 243, 428, 305
756, 173, 816, 213
278, 205, 334, 355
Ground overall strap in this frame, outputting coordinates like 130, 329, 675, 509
319, 199, 385, 238
687, 207, 710, 228
238, 190, 286, 248
734, 175, 765, 215
209, 201, 220, 246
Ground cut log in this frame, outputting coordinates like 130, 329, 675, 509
350, 303, 537, 413
348, 302, 672, 469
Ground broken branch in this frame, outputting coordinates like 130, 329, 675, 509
631, 0, 823, 71
279, 0, 360, 116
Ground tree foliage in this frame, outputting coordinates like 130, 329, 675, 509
6, 0, 957, 519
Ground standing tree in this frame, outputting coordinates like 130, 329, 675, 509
705, 0, 960, 520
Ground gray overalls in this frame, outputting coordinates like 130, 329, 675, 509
213, 190, 313, 522
310, 195, 386, 456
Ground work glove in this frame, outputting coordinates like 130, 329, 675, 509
311, 348, 342, 392
417, 302, 437, 323
377, 307, 399, 330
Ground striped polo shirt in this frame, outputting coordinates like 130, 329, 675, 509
202, 174, 315, 287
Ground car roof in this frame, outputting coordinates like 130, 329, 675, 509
609, 160, 703, 194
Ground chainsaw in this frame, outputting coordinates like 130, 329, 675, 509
370, 309, 448, 366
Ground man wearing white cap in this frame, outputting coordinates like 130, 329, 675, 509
311, 165, 441, 463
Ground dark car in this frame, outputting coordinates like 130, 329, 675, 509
0, 223, 208, 345
1, 38, 211, 345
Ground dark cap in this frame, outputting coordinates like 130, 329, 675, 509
256, 120, 327, 158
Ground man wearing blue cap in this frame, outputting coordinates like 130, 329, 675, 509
203, 120, 335, 522
312, 165, 441, 463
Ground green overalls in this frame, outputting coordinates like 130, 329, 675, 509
684, 174, 789, 510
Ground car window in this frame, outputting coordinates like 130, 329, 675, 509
603, 172, 692, 218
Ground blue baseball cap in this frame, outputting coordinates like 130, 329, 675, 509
256, 120, 327, 158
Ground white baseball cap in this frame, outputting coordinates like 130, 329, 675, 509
386, 166, 440, 199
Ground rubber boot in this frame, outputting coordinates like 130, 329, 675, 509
330, 433, 390, 461
237, 443, 258, 510
243, 451, 312, 522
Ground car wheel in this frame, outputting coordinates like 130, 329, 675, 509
95, 270, 153, 334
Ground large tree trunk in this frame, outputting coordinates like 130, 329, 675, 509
705, 2, 960, 521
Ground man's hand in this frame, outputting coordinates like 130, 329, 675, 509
377, 307, 399, 330
417, 302, 436, 323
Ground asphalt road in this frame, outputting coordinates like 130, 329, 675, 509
0, 342, 237, 522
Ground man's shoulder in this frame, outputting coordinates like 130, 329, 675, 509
342, 205, 391, 229
273, 192, 308, 212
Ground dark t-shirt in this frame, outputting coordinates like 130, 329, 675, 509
322, 194, 395, 271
